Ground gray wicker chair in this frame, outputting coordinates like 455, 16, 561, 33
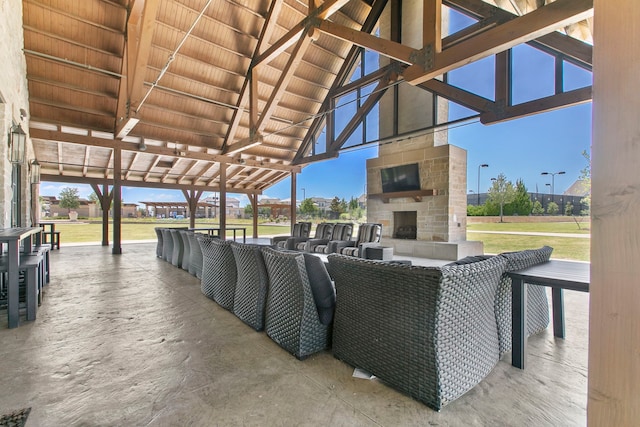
330, 223, 382, 257
169, 229, 184, 267
291, 223, 334, 251
177, 230, 192, 271
230, 242, 269, 331
307, 223, 353, 254
496, 246, 553, 356
161, 228, 174, 262
327, 253, 507, 411
198, 236, 237, 309
187, 232, 205, 278
154, 227, 164, 258
271, 222, 311, 249
262, 247, 332, 359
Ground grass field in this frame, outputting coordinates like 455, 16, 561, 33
48, 219, 591, 261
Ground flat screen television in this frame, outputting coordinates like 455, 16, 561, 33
381, 163, 421, 193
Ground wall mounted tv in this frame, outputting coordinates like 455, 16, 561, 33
381, 163, 421, 193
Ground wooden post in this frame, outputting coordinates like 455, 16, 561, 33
112, 148, 122, 254
91, 183, 113, 246
182, 189, 202, 229
219, 163, 227, 240
290, 172, 297, 232
588, 1, 640, 424
250, 194, 258, 239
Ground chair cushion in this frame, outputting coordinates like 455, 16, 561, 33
332, 224, 353, 241
302, 253, 336, 325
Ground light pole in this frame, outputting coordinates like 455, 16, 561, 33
477, 164, 489, 205
541, 171, 565, 195
301, 187, 306, 201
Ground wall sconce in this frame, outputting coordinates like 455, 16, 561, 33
9, 123, 27, 164
30, 159, 41, 184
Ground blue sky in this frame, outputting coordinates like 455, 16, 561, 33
40, 10, 592, 208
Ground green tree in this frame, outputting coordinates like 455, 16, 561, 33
88, 192, 99, 204
487, 173, 516, 222
564, 202, 574, 216
244, 204, 253, 216
547, 201, 559, 215
299, 198, 318, 217
348, 196, 359, 211
329, 196, 345, 217
532, 200, 544, 215
580, 150, 591, 216
504, 179, 533, 215
59, 187, 80, 214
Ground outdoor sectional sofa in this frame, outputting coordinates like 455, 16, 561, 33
327, 253, 508, 410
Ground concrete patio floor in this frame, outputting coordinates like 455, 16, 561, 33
0, 243, 588, 426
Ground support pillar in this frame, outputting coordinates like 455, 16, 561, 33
112, 148, 122, 254
219, 163, 227, 240
91, 183, 113, 247
182, 189, 203, 229
290, 171, 297, 231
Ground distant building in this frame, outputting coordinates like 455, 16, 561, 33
43, 196, 138, 218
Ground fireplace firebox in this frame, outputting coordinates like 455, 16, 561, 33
393, 211, 417, 239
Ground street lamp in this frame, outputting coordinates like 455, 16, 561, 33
477, 164, 489, 205
545, 183, 552, 194
541, 171, 565, 195
301, 187, 306, 201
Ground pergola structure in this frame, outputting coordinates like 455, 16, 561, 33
2, 0, 638, 423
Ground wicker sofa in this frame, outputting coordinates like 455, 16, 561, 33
327, 254, 507, 410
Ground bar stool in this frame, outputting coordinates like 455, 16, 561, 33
0, 253, 44, 321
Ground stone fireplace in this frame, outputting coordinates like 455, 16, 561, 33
366, 135, 483, 260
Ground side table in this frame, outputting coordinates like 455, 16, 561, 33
366, 246, 394, 261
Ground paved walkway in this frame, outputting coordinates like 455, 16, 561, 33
468, 230, 590, 238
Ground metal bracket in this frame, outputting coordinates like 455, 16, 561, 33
409, 44, 434, 71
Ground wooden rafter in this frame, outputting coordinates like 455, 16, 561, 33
294, 0, 389, 163
57, 142, 64, 175
144, 155, 161, 181
178, 160, 199, 184
443, 0, 593, 69
124, 152, 139, 180
403, 0, 593, 85
83, 146, 91, 177
115, 0, 160, 138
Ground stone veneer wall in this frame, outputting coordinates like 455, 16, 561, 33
367, 134, 467, 244
0, 0, 35, 228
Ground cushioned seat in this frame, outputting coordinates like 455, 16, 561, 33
231, 242, 269, 331
262, 247, 333, 359
332, 223, 382, 257
292, 223, 333, 251
308, 223, 353, 254
328, 253, 507, 410
271, 222, 311, 249
198, 236, 237, 309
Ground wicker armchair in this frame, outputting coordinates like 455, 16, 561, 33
327, 253, 507, 410
187, 232, 205, 278
198, 236, 237, 309
307, 223, 353, 254
271, 222, 312, 249
329, 223, 382, 257
178, 230, 191, 271
290, 222, 334, 251
262, 247, 333, 359
497, 246, 553, 356
230, 242, 269, 331
161, 229, 174, 262
154, 227, 164, 258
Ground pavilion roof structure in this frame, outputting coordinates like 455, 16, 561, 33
23, 0, 594, 196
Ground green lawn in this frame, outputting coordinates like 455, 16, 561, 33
48, 220, 291, 243
48, 218, 591, 262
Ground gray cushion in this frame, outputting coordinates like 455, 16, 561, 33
302, 253, 336, 325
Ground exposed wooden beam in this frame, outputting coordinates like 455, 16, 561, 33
316, 19, 417, 64
105, 150, 114, 179
83, 146, 91, 177
115, 0, 160, 138
443, 0, 593, 69
41, 173, 262, 195
292, 151, 339, 166
417, 78, 495, 113
178, 160, 199, 184
124, 152, 139, 180
144, 155, 161, 181
424, 0, 442, 54
328, 77, 391, 152
57, 142, 64, 175
404, 0, 593, 85
480, 85, 592, 123
253, 0, 351, 67
30, 128, 301, 173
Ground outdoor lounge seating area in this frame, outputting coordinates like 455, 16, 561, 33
0, 242, 589, 424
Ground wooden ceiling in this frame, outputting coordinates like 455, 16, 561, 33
22, 0, 593, 195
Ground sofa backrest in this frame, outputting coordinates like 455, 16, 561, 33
313, 223, 334, 240
355, 223, 382, 245
499, 246, 553, 271
292, 222, 312, 238
330, 223, 353, 241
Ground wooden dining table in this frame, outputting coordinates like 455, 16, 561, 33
1, 227, 43, 328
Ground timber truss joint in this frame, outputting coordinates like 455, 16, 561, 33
409, 44, 435, 71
